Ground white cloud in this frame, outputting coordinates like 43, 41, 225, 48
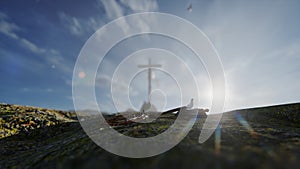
98, 0, 130, 35
21, 88, 30, 92
101, 0, 124, 19
0, 12, 72, 75
20, 38, 46, 54
0, 13, 20, 39
59, 12, 103, 37
120, 0, 158, 12
46, 50, 72, 74
0, 12, 46, 54
98, 0, 158, 36
20, 87, 54, 93
46, 88, 53, 92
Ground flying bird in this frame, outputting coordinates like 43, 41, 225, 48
187, 4, 192, 12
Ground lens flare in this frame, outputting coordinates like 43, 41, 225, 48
78, 71, 86, 79
234, 112, 257, 138
215, 124, 221, 155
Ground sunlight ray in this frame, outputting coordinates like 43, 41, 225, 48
234, 112, 257, 138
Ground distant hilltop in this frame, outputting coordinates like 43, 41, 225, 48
228, 102, 300, 123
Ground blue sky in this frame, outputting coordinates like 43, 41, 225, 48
1, 0, 300, 112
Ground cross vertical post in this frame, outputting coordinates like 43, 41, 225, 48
137, 58, 162, 103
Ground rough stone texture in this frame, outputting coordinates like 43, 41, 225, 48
0, 104, 76, 138
0, 103, 300, 169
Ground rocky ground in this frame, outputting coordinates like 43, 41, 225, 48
0, 103, 76, 138
0, 103, 300, 169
